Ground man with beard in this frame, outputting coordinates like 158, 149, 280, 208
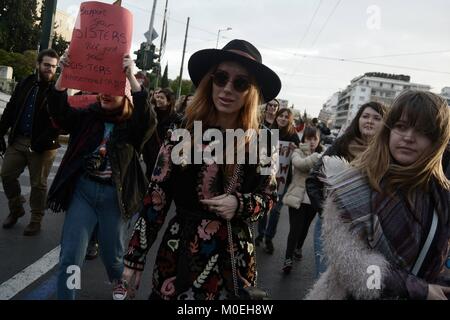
0, 49, 60, 235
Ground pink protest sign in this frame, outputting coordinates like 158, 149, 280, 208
61, 1, 133, 96
68, 95, 98, 109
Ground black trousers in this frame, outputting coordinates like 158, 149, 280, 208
284, 203, 317, 259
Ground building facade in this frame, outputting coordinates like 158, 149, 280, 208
320, 92, 340, 127
441, 87, 450, 105
333, 72, 430, 130
37, 0, 75, 42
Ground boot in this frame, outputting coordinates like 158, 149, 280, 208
23, 213, 43, 236
2, 196, 26, 229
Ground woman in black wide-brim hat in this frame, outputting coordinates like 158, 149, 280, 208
122, 39, 281, 300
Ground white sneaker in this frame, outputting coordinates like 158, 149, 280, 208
112, 279, 128, 300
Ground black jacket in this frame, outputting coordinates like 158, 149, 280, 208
142, 110, 182, 178
305, 138, 346, 215
46, 87, 156, 219
0, 74, 60, 152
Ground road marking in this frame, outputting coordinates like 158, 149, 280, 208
0, 245, 60, 300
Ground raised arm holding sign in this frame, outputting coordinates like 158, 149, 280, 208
61, 1, 133, 96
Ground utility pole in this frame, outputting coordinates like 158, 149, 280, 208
147, 0, 158, 45
39, 0, 57, 51
155, 0, 168, 88
177, 17, 190, 100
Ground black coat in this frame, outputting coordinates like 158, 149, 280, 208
305, 138, 346, 215
142, 110, 182, 178
0, 74, 60, 152
46, 87, 156, 219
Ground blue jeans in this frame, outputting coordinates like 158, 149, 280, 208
314, 216, 327, 279
258, 192, 285, 240
57, 175, 125, 300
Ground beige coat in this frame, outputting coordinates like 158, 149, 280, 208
282, 143, 322, 209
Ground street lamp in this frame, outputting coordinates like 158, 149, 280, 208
216, 27, 232, 48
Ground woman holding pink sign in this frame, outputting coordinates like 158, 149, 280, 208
47, 53, 156, 300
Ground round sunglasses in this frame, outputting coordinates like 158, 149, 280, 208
211, 70, 251, 92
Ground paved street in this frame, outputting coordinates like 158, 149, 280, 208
0, 142, 317, 300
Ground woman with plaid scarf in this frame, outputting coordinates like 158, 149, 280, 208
307, 91, 450, 300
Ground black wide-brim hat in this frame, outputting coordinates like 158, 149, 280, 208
188, 39, 282, 103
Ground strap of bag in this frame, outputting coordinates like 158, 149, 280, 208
224, 164, 241, 297
411, 209, 438, 276
225, 164, 260, 298
225, 164, 263, 299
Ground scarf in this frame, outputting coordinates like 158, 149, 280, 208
347, 137, 368, 161
325, 163, 449, 281
91, 97, 133, 124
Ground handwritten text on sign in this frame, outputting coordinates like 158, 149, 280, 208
276, 141, 295, 196
68, 95, 98, 109
61, 2, 133, 96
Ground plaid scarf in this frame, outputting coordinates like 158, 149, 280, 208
326, 165, 450, 281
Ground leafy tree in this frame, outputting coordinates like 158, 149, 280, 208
161, 64, 169, 88
0, 0, 40, 52
169, 76, 195, 97
51, 33, 69, 57
38, 0, 70, 54
0, 49, 36, 81
302, 109, 308, 122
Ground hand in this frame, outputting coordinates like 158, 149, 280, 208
427, 284, 450, 300
59, 49, 70, 71
121, 266, 143, 300
0, 136, 6, 155
55, 49, 69, 91
288, 142, 296, 151
123, 54, 135, 78
200, 194, 238, 221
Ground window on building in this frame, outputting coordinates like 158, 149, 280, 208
359, 96, 365, 101
361, 87, 366, 92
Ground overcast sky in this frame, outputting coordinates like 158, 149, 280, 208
58, 0, 450, 116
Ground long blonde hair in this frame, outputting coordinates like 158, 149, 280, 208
354, 90, 450, 200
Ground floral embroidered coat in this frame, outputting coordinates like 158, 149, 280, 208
124, 134, 278, 300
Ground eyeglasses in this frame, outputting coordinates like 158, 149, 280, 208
211, 70, 251, 92
42, 63, 57, 69
267, 102, 279, 108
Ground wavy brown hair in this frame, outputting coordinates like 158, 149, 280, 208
334, 101, 387, 160
354, 90, 450, 199
271, 108, 296, 138
156, 87, 176, 115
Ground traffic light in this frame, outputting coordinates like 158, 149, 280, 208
134, 42, 160, 71
134, 43, 146, 70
